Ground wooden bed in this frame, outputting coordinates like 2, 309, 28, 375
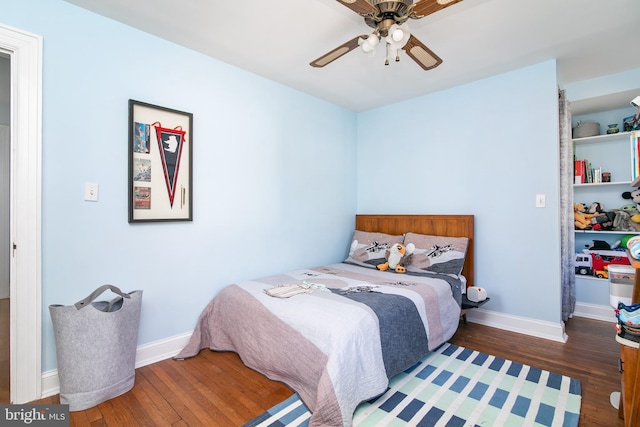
356, 214, 475, 287
177, 214, 475, 427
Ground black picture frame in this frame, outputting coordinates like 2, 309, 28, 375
128, 100, 193, 223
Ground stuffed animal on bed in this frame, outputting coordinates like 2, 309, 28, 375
377, 243, 414, 273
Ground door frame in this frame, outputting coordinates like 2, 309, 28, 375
0, 23, 43, 404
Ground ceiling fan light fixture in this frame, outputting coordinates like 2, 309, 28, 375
360, 33, 380, 53
392, 27, 404, 42
313, 0, 463, 70
386, 23, 410, 49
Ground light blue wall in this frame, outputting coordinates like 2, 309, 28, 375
565, 69, 640, 102
2, 0, 358, 372
357, 61, 562, 323
3, 0, 574, 374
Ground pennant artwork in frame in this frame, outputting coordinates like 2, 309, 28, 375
128, 100, 193, 222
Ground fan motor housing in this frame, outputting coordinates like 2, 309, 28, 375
365, 0, 413, 30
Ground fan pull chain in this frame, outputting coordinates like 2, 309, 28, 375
383, 42, 402, 65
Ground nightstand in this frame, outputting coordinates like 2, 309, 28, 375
460, 294, 490, 324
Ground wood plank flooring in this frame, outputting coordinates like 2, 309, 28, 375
0, 298, 9, 404
29, 317, 624, 426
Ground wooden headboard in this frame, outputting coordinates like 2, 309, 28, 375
355, 214, 475, 288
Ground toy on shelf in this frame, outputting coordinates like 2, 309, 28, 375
623, 115, 640, 132
574, 199, 640, 232
626, 235, 640, 259
591, 211, 615, 230
615, 190, 640, 231
622, 189, 640, 214
575, 239, 631, 277
574, 203, 595, 229
623, 97, 640, 132
613, 206, 640, 232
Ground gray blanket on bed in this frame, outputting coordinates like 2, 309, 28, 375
333, 289, 429, 378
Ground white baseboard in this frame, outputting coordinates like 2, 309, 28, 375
572, 302, 616, 322
465, 308, 568, 343
134, 331, 193, 368
42, 306, 603, 398
41, 331, 193, 399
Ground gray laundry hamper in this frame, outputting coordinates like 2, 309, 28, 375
49, 285, 143, 411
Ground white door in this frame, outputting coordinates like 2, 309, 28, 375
0, 125, 8, 300
0, 24, 43, 404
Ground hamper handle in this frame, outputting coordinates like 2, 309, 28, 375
75, 284, 130, 310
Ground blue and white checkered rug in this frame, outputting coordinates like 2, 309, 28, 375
244, 343, 581, 427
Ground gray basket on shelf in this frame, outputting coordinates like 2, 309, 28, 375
572, 121, 600, 138
49, 285, 143, 411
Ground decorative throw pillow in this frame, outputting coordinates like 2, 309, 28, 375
345, 230, 404, 269
403, 232, 469, 276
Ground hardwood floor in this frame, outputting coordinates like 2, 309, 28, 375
452, 317, 624, 427
31, 317, 624, 427
0, 298, 9, 404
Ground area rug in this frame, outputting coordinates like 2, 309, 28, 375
244, 343, 581, 427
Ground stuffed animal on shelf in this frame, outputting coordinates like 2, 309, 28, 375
574, 203, 595, 229
591, 211, 616, 230
613, 209, 638, 231
587, 202, 605, 215
622, 189, 640, 222
377, 243, 414, 273
613, 206, 640, 232
586, 202, 613, 230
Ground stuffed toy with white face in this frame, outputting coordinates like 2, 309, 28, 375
377, 243, 414, 273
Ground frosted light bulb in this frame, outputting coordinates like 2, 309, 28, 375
392, 28, 404, 42
361, 34, 379, 53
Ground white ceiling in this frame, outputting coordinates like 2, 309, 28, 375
64, 0, 640, 112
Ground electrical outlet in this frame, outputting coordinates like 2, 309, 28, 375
84, 182, 99, 202
535, 193, 545, 208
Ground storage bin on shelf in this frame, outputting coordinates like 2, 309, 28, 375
608, 264, 635, 308
572, 121, 600, 138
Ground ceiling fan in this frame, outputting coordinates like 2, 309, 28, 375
310, 0, 463, 70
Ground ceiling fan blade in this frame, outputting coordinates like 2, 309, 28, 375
411, 0, 464, 18
336, 0, 377, 16
402, 35, 443, 70
310, 35, 367, 68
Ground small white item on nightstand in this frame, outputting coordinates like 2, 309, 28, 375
467, 286, 487, 302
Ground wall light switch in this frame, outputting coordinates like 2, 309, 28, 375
535, 193, 545, 208
84, 182, 99, 202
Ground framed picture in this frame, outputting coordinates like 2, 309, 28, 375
128, 100, 193, 223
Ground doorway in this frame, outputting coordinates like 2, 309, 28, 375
0, 54, 10, 403
0, 24, 43, 404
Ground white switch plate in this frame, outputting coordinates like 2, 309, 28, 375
84, 182, 99, 202
535, 193, 545, 208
